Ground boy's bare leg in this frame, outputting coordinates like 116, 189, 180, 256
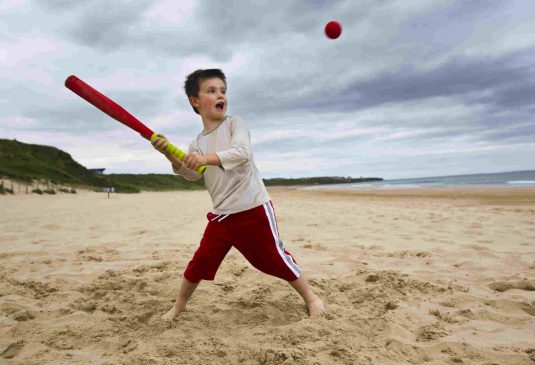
161, 278, 199, 321
289, 275, 325, 317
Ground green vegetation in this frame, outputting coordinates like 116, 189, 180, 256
0, 139, 203, 193
0, 139, 382, 193
106, 173, 204, 192
1, 138, 114, 189
263, 176, 382, 187
0, 184, 13, 195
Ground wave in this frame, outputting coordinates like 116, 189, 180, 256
507, 180, 535, 185
378, 184, 426, 189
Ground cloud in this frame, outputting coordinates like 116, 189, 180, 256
2, 0, 535, 179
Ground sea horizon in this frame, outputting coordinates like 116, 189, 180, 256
301, 169, 535, 190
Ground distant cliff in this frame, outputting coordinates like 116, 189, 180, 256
0, 139, 204, 193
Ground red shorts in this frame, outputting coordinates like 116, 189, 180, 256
183, 201, 301, 282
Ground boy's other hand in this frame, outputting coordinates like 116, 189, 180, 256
151, 134, 169, 155
184, 152, 208, 170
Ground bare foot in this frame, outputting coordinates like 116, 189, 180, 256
1, 340, 24, 359
161, 305, 185, 321
307, 298, 326, 318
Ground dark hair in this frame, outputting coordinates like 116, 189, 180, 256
184, 69, 227, 114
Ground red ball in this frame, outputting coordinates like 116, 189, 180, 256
325, 21, 342, 39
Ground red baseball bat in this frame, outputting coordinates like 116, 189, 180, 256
64, 75, 205, 173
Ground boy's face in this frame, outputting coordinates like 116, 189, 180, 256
189, 77, 227, 122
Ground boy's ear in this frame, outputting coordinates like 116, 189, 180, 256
189, 96, 199, 109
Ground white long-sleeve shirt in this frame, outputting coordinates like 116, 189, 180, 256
173, 115, 270, 214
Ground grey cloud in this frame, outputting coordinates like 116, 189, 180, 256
67, 2, 154, 51
46, 1, 346, 59
5, 0, 535, 177
480, 124, 535, 144
253, 136, 304, 155
18, 88, 170, 133
293, 51, 534, 113
37, 0, 95, 10
490, 81, 535, 109
252, 127, 377, 154
135, 1, 334, 59
398, 0, 507, 39
41, 0, 224, 58
225, 1, 535, 121
37, 0, 162, 52
193, 1, 332, 39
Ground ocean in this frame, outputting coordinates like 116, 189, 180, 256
303, 170, 535, 190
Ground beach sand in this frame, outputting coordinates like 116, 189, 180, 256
1, 187, 534, 364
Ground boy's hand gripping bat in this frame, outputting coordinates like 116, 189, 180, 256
65, 75, 206, 174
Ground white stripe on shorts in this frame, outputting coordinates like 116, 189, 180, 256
262, 203, 301, 278
217, 214, 230, 222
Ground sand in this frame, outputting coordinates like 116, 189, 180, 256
0, 187, 534, 364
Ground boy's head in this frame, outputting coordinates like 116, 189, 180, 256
184, 69, 227, 116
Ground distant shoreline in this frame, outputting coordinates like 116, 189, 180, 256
298, 170, 535, 190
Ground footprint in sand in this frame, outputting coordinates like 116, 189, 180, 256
429, 309, 460, 324
10, 310, 35, 322
70, 299, 98, 313
489, 280, 535, 292
388, 250, 431, 258
527, 349, 535, 362
484, 298, 535, 316
416, 323, 449, 342
215, 281, 236, 293
0, 340, 24, 359
11, 279, 58, 299
132, 229, 148, 236
302, 243, 327, 251
118, 339, 138, 354
41, 224, 60, 230
81, 255, 103, 262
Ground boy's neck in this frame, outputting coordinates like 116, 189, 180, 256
202, 116, 225, 133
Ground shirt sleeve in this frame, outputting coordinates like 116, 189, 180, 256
172, 138, 203, 181
216, 116, 251, 171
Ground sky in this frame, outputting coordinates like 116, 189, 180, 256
1, 0, 534, 179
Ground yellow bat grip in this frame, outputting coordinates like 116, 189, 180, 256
150, 133, 206, 174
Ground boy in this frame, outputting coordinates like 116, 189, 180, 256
152, 69, 325, 320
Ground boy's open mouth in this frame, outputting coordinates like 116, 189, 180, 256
215, 102, 224, 111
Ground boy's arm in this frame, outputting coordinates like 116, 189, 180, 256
152, 135, 203, 181
164, 151, 184, 170
183, 152, 221, 170
215, 116, 250, 171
